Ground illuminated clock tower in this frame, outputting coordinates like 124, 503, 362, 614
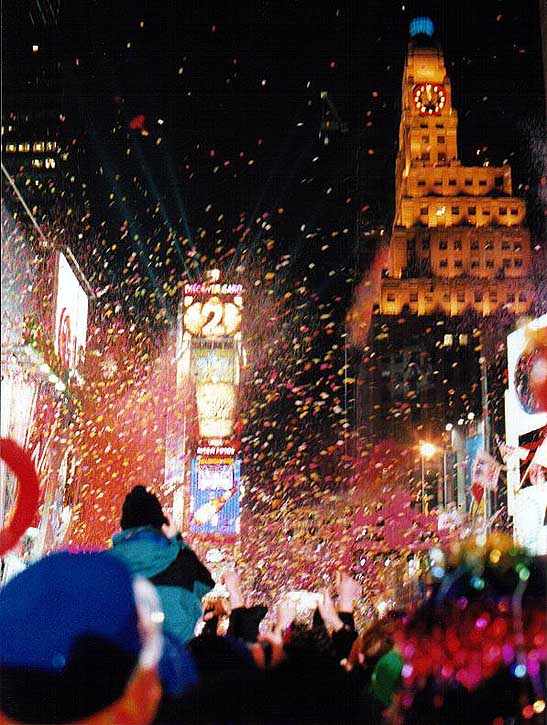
383, 16, 534, 316
358, 17, 536, 490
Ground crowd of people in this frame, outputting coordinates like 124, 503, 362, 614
1, 484, 545, 724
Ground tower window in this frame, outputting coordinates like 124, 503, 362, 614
434, 179, 442, 186
474, 291, 483, 302
443, 334, 453, 346
486, 259, 494, 268
514, 259, 523, 268
439, 240, 448, 249
438, 152, 446, 161
479, 179, 487, 186
501, 240, 510, 250
417, 179, 426, 186
422, 135, 430, 143
470, 240, 479, 250
468, 206, 476, 215
420, 207, 428, 215
32, 142, 44, 152
464, 179, 473, 186
502, 258, 511, 268
471, 260, 480, 268
422, 240, 430, 250
439, 259, 448, 268
514, 243, 522, 251
31, 158, 43, 168
387, 294, 396, 302
490, 291, 498, 302
451, 206, 460, 215
454, 239, 462, 250
454, 260, 463, 269
437, 136, 445, 144
482, 209, 491, 215
456, 291, 465, 302
421, 152, 430, 161
435, 123, 444, 129
420, 123, 428, 129
519, 292, 527, 302
448, 179, 456, 186
510, 208, 518, 215
499, 207, 507, 215
410, 292, 418, 302
459, 335, 468, 346
18, 143, 30, 152
495, 176, 504, 186
485, 241, 493, 250
507, 293, 515, 303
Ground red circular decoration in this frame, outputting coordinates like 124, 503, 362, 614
0, 438, 41, 557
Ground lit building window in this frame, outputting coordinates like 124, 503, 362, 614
443, 334, 453, 347
18, 143, 30, 152
459, 334, 468, 345
45, 141, 57, 151
45, 157, 56, 169
32, 142, 45, 152
31, 158, 43, 168
5, 143, 16, 152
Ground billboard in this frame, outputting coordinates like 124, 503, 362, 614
505, 314, 547, 515
189, 448, 240, 536
54, 252, 88, 376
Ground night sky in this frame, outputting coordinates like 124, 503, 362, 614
2, 1, 545, 527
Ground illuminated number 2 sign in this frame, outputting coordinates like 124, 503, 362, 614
183, 296, 242, 337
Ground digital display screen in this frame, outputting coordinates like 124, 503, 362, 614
190, 456, 240, 535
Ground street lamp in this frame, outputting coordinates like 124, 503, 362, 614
419, 441, 437, 514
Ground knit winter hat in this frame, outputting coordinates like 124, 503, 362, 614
120, 485, 168, 531
0, 551, 142, 723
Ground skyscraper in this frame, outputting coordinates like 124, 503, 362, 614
359, 18, 534, 444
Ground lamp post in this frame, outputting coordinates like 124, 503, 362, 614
419, 441, 437, 514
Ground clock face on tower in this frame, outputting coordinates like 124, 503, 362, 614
413, 83, 446, 114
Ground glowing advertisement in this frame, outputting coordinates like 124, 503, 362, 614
195, 382, 237, 438
505, 314, 547, 515
54, 252, 88, 375
190, 455, 240, 536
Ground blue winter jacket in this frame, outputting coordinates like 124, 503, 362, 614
110, 527, 214, 645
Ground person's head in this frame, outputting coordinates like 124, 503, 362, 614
120, 485, 168, 531
0, 551, 164, 725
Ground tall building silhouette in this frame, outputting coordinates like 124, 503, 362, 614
359, 18, 534, 443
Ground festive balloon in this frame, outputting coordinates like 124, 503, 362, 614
0, 438, 41, 556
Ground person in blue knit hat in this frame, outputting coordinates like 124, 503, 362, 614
111, 485, 214, 647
